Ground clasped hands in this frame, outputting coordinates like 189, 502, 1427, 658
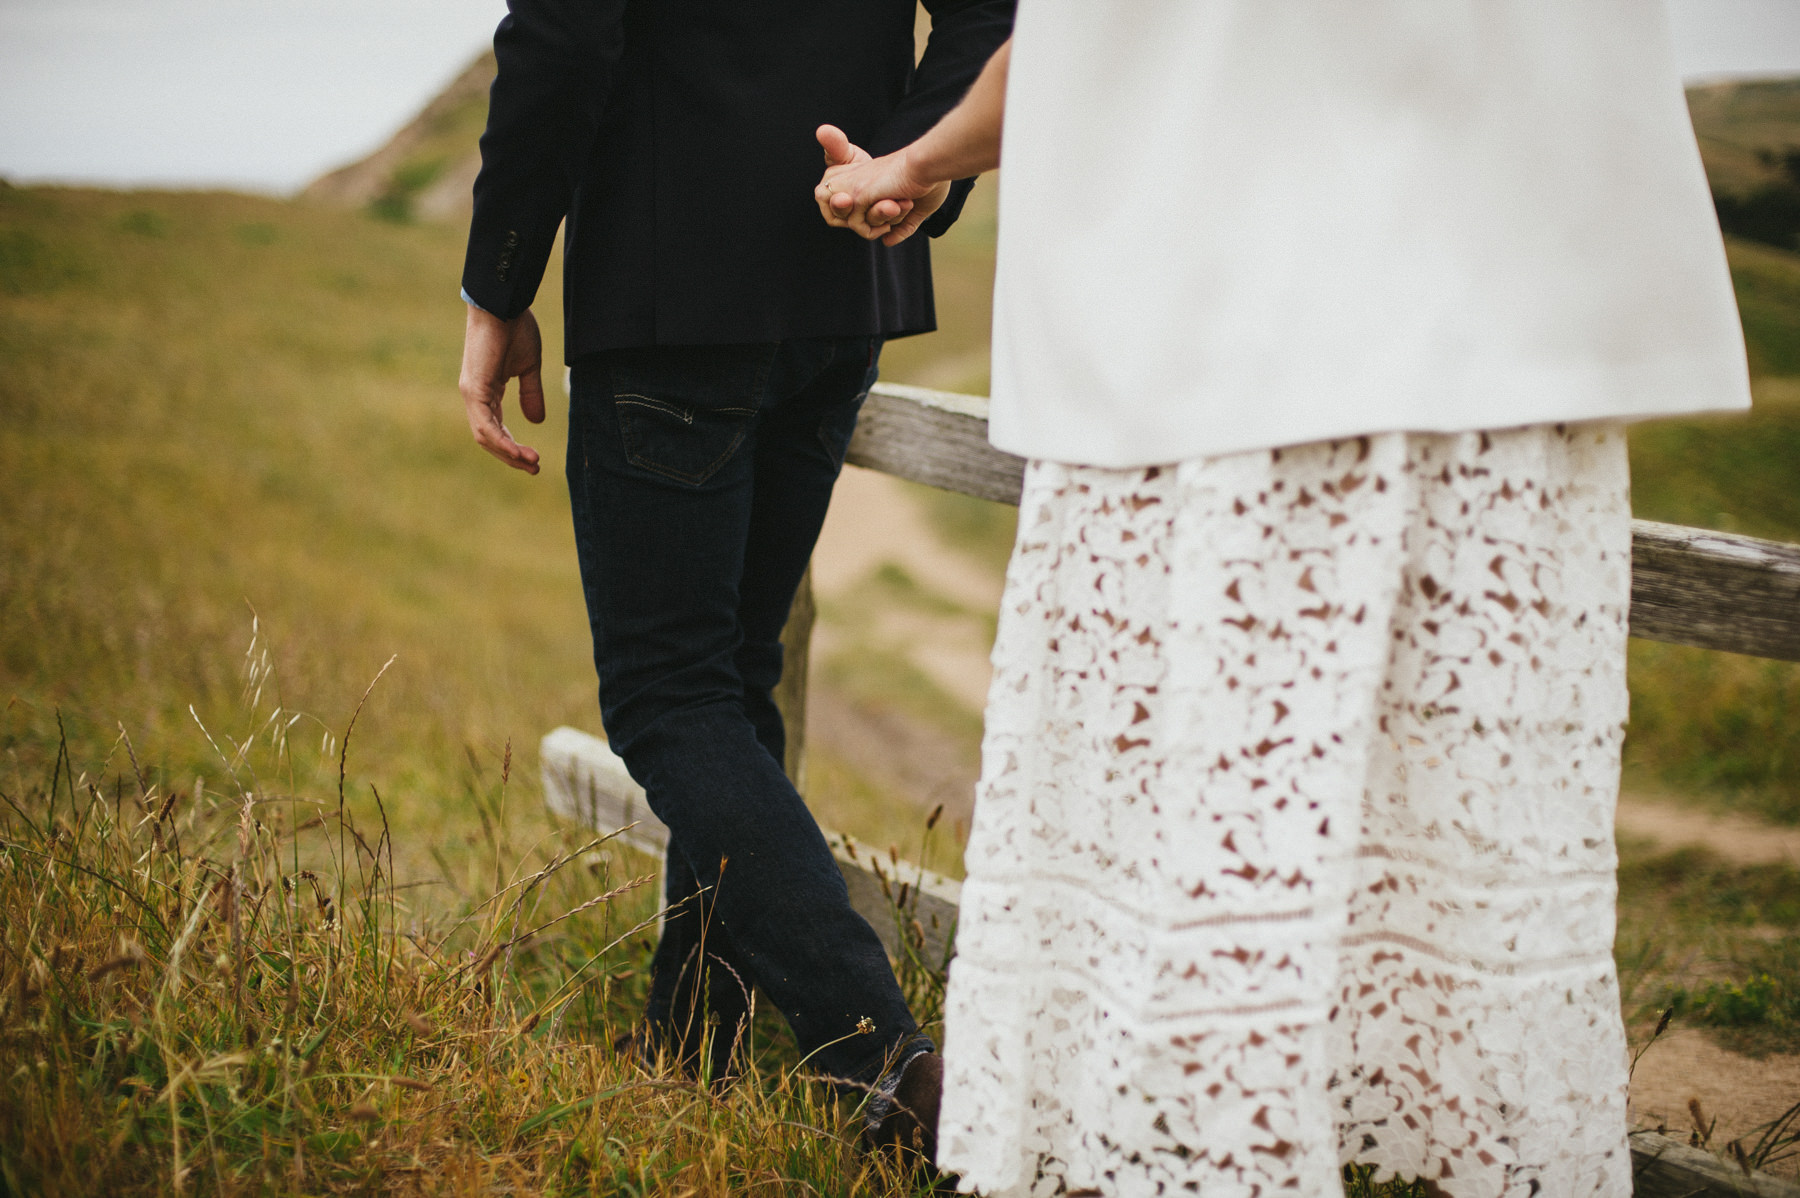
813, 125, 949, 247
460, 125, 950, 477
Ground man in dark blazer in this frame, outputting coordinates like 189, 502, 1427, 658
455, 0, 1013, 1155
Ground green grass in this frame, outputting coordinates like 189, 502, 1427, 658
1620, 847, 1800, 930
816, 564, 990, 755
910, 484, 1017, 578
1616, 841, 1800, 1058
0, 180, 1010, 1196
0, 684, 1464, 1196
806, 750, 968, 883
0, 182, 595, 885
1664, 962, 1800, 1045
0, 694, 944, 1196
1623, 639, 1800, 824
1626, 333, 1800, 820
1688, 77, 1800, 196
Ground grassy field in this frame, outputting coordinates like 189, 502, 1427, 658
4, 77, 1800, 1190
0, 184, 593, 872
1622, 249, 1800, 825
1688, 77, 1800, 199
0, 185, 1456, 1195
0, 698, 953, 1195
0, 183, 976, 1195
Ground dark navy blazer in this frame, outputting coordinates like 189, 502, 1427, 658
461, 0, 1015, 359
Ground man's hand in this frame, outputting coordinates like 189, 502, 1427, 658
813, 42, 1009, 246
815, 125, 950, 247
459, 304, 545, 474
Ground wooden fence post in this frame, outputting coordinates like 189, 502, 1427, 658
775, 564, 814, 791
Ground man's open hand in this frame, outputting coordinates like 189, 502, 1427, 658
815, 125, 950, 247
459, 304, 545, 474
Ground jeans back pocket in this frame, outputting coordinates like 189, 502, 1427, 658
609, 345, 777, 487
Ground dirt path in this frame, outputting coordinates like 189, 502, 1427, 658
808, 680, 980, 826
1618, 793, 1800, 866
1629, 1029, 1800, 1178
806, 464, 995, 824
811, 464, 1001, 717
1616, 798, 1800, 1174
812, 465, 1004, 613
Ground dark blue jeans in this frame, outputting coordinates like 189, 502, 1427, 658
567, 336, 921, 1084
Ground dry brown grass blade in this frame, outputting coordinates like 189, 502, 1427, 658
455, 872, 655, 982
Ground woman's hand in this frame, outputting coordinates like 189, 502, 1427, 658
814, 125, 951, 247
813, 39, 1008, 247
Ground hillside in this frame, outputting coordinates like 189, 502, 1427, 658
303, 52, 493, 223
304, 62, 1800, 391
298, 10, 938, 228
0, 183, 584, 863
1688, 77, 1800, 253
315, 60, 1800, 228
1688, 76, 1800, 193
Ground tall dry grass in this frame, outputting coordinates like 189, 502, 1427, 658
0, 631, 955, 1196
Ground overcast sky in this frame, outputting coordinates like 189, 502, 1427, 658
2, 0, 1799, 194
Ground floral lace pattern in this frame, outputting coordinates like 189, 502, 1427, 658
938, 425, 1633, 1197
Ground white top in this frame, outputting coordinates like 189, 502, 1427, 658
987, 0, 1753, 468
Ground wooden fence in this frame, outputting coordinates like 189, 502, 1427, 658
847, 384, 1800, 662
543, 382, 1800, 1198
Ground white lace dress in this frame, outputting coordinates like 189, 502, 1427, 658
937, 424, 1634, 1198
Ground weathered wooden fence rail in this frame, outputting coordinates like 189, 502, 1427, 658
852, 383, 1800, 662
545, 381, 1800, 1197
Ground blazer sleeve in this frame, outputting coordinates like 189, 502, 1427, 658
869, 0, 1016, 239
461, 0, 629, 319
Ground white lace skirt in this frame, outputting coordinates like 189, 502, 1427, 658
938, 425, 1634, 1198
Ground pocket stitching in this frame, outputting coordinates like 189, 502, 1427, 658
616, 399, 753, 486
608, 342, 780, 486
615, 393, 693, 424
